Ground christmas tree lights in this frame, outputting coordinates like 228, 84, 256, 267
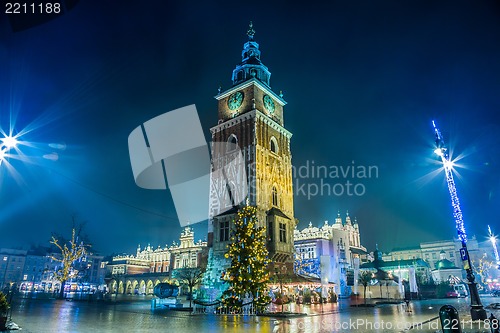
221, 204, 271, 309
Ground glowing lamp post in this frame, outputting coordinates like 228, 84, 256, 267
432, 121, 487, 321
0, 134, 19, 166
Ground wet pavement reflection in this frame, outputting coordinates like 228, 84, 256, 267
8, 295, 500, 333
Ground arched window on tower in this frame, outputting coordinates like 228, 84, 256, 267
272, 186, 278, 207
270, 136, 278, 154
226, 182, 235, 207
227, 134, 238, 153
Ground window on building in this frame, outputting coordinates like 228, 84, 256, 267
225, 183, 235, 207
432, 253, 437, 260
279, 223, 286, 243
220, 220, 230, 242
307, 247, 315, 259
449, 252, 454, 258
270, 137, 278, 153
268, 221, 273, 241
227, 134, 238, 152
272, 186, 278, 207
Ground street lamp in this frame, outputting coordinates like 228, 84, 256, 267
0, 134, 19, 166
432, 121, 487, 321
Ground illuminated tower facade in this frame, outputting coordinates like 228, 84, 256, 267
208, 23, 296, 266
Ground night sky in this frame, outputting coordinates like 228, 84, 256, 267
1, 1, 499, 256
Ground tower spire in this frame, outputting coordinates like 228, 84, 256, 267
247, 21, 255, 40
231, 22, 271, 87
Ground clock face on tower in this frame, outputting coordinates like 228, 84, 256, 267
227, 91, 244, 110
263, 94, 275, 114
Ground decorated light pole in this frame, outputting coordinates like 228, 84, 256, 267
488, 225, 500, 270
432, 121, 487, 320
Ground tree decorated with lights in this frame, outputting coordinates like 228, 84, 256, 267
472, 253, 494, 289
222, 204, 271, 309
50, 219, 89, 299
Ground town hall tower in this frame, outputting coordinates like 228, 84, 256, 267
207, 23, 296, 271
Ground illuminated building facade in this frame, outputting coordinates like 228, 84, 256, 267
360, 249, 430, 299
108, 227, 207, 275
383, 238, 484, 282
293, 213, 367, 296
105, 227, 207, 295
0, 247, 107, 293
107, 255, 150, 276
21, 252, 54, 291
0, 248, 27, 290
170, 227, 206, 269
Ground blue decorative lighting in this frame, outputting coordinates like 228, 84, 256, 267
294, 257, 320, 278
432, 120, 486, 320
432, 121, 467, 244
488, 225, 500, 268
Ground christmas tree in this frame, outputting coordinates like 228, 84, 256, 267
222, 204, 271, 309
